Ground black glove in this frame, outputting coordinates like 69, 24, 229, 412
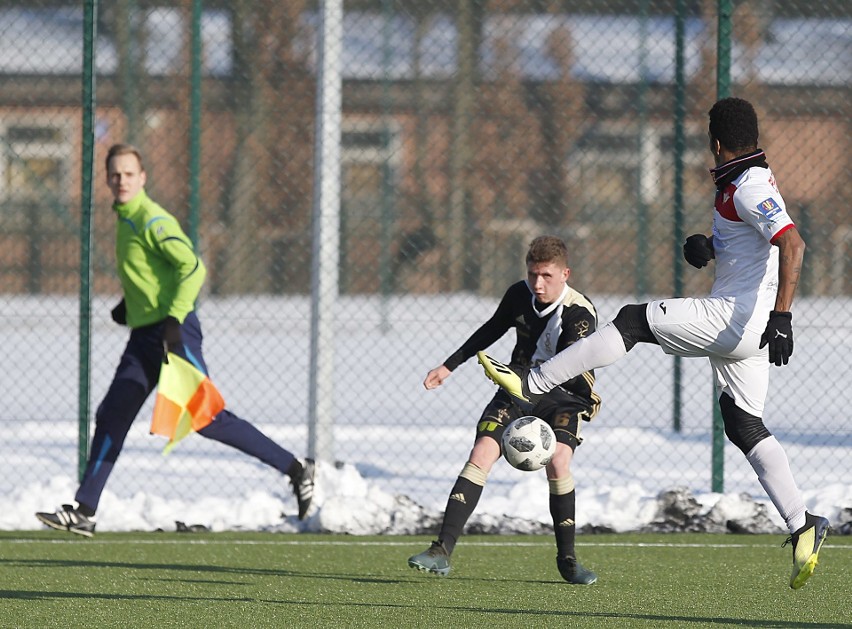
759, 311, 793, 366
111, 299, 127, 325
683, 234, 715, 268
161, 316, 183, 359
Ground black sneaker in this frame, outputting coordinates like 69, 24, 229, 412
784, 512, 830, 589
35, 504, 96, 537
557, 555, 597, 585
291, 458, 316, 520
408, 541, 451, 576
477, 352, 541, 411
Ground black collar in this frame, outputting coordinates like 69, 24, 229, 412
710, 149, 769, 190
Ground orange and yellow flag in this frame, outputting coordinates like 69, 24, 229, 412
150, 352, 225, 454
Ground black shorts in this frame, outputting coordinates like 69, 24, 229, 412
475, 389, 593, 451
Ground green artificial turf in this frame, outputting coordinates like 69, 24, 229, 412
0, 531, 849, 628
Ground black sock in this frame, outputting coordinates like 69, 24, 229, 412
438, 477, 483, 555
550, 490, 576, 558
286, 459, 303, 479
76, 502, 96, 518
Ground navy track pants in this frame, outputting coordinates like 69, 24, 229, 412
75, 311, 296, 512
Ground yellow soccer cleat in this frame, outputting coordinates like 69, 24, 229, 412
785, 512, 830, 589
477, 352, 539, 410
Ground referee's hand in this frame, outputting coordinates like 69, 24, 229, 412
161, 316, 183, 362
111, 299, 127, 325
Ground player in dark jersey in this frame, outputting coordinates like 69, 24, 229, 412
407, 235, 601, 584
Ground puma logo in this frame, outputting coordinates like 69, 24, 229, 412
659, 303, 667, 314
774, 330, 788, 339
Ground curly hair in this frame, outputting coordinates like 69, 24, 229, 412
526, 235, 568, 267
708, 97, 759, 153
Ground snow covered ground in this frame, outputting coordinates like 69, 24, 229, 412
2, 294, 851, 536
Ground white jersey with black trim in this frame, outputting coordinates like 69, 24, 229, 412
711, 165, 794, 330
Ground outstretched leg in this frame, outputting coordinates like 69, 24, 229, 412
530, 304, 656, 393
179, 312, 314, 518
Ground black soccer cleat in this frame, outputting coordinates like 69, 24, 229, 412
557, 555, 598, 585
291, 458, 316, 520
35, 504, 96, 537
477, 352, 541, 411
408, 541, 451, 576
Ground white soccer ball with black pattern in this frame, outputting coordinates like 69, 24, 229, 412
501, 416, 556, 471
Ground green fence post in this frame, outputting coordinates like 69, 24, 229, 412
717, 0, 732, 100
78, 0, 98, 482
635, 0, 649, 298
188, 0, 202, 246
798, 203, 811, 296
380, 0, 393, 332
672, 0, 687, 433
117, 0, 140, 145
711, 0, 733, 493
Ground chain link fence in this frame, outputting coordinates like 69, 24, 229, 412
1, 1, 850, 527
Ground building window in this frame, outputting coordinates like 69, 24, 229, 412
569, 124, 707, 225
0, 117, 73, 292
1, 119, 71, 206
339, 119, 400, 294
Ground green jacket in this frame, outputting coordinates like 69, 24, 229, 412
114, 189, 206, 328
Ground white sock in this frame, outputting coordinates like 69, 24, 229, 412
528, 322, 628, 394
746, 436, 807, 533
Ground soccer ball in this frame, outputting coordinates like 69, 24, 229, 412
501, 416, 556, 471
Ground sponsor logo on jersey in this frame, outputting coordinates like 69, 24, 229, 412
768, 173, 779, 192
758, 197, 783, 221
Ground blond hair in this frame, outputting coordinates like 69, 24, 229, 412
105, 143, 145, 173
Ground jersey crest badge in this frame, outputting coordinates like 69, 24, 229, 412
758, 197, 783, 221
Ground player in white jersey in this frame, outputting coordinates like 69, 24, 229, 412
478, 98, 829, 589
